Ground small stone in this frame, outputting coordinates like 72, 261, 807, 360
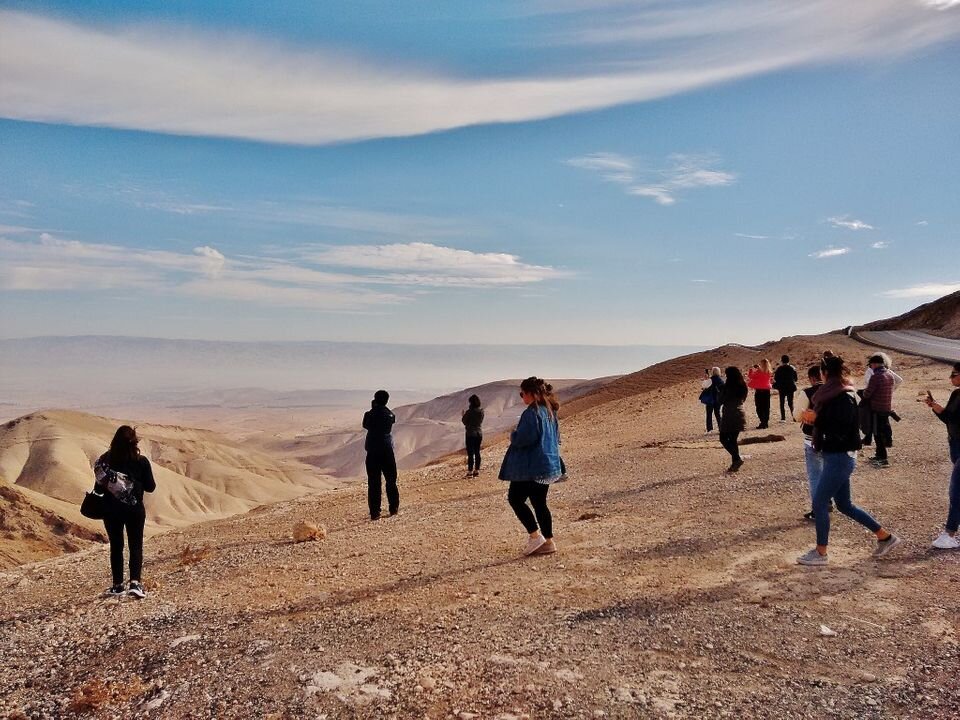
293, 521, 327, 543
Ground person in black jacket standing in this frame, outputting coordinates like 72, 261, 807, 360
773, 354, 798, 422
461, 394, 484, 477
924, 361, 960, 550
363, 390, 399, 520
718, 367, 748, 472
796, 356, 901, 566
94, 425, 156, 598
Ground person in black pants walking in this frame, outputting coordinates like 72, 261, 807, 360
718, 367, 748, 472
462, 394, 484, 477
363, 390, 399, 520
94, 425, 155, 598
774, 354, 799, 422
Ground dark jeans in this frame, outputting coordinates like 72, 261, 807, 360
705, 404, 721, 432
507, 481, 552, 538
778, 390, 795, 420
466, 434, 482, 471
873, 412, 893, 461
719, 431, 740, 462
947, 438, 960, 533
754, 389, 771, 427
366, 449, 399, 518
103, 506, 146, 585
813, 452, 881, 547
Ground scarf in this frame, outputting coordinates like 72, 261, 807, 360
811, 377, 855, 411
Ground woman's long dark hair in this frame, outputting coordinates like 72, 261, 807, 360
108, 425, 140, 468
724, 367, 748, 399
468, 394, 481, 409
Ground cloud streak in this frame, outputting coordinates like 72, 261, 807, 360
567, 152, 736, 205
828, 216, 874, 231
809, 246, 851, 259
2, 3, 959, 144
0, 233, 568, 309
880, 282, 960, 299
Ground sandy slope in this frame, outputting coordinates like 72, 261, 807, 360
1, 334, 957, 719
0, 410, 340, 537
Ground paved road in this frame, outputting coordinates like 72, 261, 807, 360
855, 329, 960, 363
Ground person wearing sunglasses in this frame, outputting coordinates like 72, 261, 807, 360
93, 425, 156, 598
499, 376, 562, 555
924, 362, 960, 550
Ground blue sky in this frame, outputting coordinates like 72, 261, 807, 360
1, 1, 959, 345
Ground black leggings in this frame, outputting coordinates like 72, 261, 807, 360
778, 390, 794, 420
103, 506, 146, 585
507, 481, 552, 538
466, 434, 482, 471
754, 389, 771, 427
719, 431, 741, 462
366, 450, 399, 518
705, 404, 721, 431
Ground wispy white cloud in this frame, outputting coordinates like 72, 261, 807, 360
828, 216, 874, 231
2, 4, 959, 144
871, 241, 890, 249
568, 152, 736, 205
734, 233, 769, 240
924, 0, 960, 9
809, 246, 851, 259
0, 233, 567, 308
880, 282, 960, 299
917, 220, 929, 226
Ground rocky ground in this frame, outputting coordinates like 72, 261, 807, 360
1, 336, 958, 719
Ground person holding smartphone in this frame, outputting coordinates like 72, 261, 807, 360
924, 362, 960, 550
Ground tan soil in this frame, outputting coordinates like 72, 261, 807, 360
1, 335, 958, 719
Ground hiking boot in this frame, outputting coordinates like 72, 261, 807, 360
870, 458, 890, 468
523, 535, 547, 556
796, 549, 828, 566
106, 583, 125, 596
128, 581, 146, 599
472, 470, 480, 477
803, 511, 815, 522
534, 538, 557, 555
932, 531, 960, 550
873, 534, 902, 558
370, 514, 381, 521
726, 459, 744, 473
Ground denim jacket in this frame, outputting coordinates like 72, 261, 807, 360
498, 404, 562, 484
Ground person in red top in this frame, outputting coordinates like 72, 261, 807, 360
747, 358, 774, 429
863, 354, 896, 468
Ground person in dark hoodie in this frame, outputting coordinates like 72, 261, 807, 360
924, 361, 960, 550
94, 425, 156, 598
363, 389, 398, 520
773, 354, 799, 423
796, 356, 901, 566
461, 394, 484, 477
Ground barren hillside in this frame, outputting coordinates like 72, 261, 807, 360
860, 290, 960, 339
1, 335, 956, 719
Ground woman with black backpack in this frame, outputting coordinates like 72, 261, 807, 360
94, 425, 156, 597
796, 356, 901, 566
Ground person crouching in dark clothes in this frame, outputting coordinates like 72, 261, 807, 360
363, 389, 399, 520
94, 425, 155, 598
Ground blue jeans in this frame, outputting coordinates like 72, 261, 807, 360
947, 439, 960, 533
804, 444, 823, 507
813, 452, 881, 547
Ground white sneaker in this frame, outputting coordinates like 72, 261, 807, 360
796, 548, 828, 566
932, 531, 960, 550
523, 535, 547, 556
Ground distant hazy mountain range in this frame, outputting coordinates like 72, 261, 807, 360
0, 336, 701, 410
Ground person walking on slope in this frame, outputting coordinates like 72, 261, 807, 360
94, 425, 156, 598
924, 361, 960, 550
773, 355, 799, 423
863, 354, 897, 468
462, 394, 484, 478
499, 377, 563, 555
363, 390, 399, 520
794, 364, 829, 521
796, 355, 902, 566
748, 359, 773, 429
718, 367, 748, 472
700, 368, 723, 434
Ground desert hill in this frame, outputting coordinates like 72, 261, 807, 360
1, 332, 956, 719
0, 410, 339, 537
860, 289, 960, 339
261, 376, 615, 477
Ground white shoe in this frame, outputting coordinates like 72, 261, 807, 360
523, 535, 547, 556
932, 531, 960, 550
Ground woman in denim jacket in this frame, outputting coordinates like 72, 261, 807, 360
499, 376, 562, 556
